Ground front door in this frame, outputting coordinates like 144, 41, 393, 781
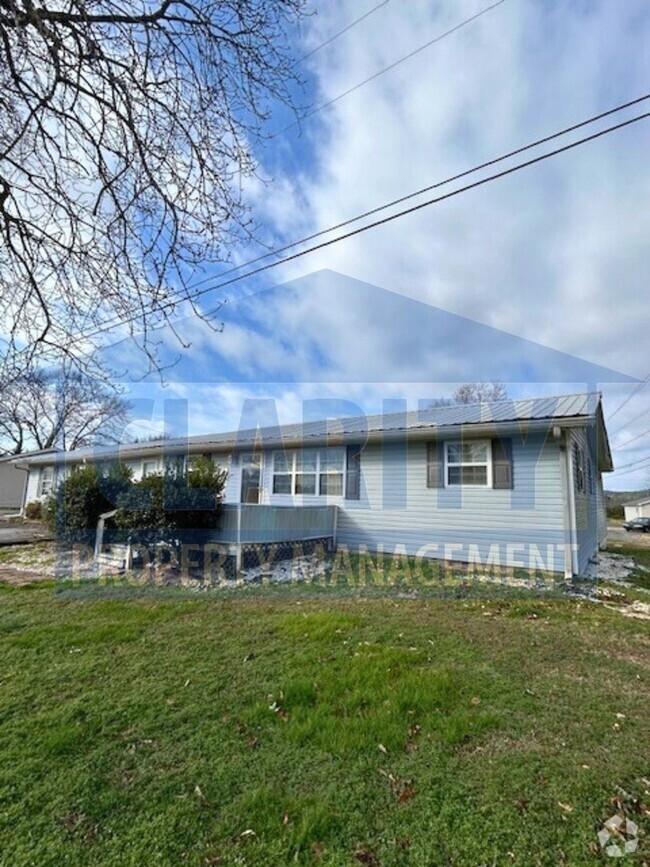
240, 452, 262, 504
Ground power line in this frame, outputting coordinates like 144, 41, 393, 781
181, 91, 650, 298
88, 94, 650, 340
296, 0, 391, 64
612, 454, 650, 472
274, 0, 506, 137
607, 373, 650, 421
612, 460, 650, 478
88, 105, 650, 344
610, 400, 650, 437
615, 423, 650, 451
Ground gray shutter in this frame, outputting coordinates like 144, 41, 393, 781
492, 437, 513, 489
345, 445, 361, 500
426, 440, 445, 488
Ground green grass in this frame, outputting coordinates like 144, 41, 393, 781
0, 577, 649, 865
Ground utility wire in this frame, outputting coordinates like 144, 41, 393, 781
87, 105, 650, 344
274, 0, 506, 136
615, 423, 650, 451
607, 373, 650, 422
183, 91, 650, 298
612, 460, 650, 478
78, 93, 650, 342
612, 454, 650, 472
296, 0, 391, 63
610, 400, 650, 437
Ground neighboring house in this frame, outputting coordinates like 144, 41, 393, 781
0, 449, 57, 515
623, 498, 650, 521
12, 392, 612, 577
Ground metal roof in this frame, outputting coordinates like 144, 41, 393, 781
13, 392, 606, 466
622, 497, 650, 507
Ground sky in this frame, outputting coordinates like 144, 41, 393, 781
103, 0, 650, 490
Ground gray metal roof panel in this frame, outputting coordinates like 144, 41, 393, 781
16, 392, 601, 465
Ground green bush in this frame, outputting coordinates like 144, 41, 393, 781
607, 504, 624, 520
44, 463, 133, 535
115, 461, 226, 535
24, 501, 42, 520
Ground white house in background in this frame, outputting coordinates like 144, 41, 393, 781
623, 497, 650, 521
12, 392, 612, 577
0, 448, 57, 515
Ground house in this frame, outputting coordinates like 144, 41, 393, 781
12, 392, 612, 577
0, 449, 57, 515
623, 497, 650, 522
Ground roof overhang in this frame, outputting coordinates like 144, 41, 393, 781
11, 414, 602, 467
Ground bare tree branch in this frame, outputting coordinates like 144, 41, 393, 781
0, 0, 305, 377
0, 363, 131, 452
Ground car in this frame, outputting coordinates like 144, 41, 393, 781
623, 517, 650, 533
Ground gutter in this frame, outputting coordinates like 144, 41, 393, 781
13, 415, 596, 466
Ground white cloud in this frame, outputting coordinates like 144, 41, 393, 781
237, 0, 650, 488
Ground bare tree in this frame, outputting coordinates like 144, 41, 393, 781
0, 366, 130, 453
427, 383, 509, 408
0, 0, 305, 376
452, 382, 508, 404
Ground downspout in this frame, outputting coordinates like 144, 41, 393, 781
12, 463, 30, 518
554, 426, 577, 579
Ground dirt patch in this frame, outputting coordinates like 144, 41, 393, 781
0, 566, 51, 586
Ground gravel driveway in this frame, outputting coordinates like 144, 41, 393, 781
608, 524, 650, 547
0, 524, 54, 546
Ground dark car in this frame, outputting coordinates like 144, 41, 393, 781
623, 517, 650, 532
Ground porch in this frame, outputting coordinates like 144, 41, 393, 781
95, 504, 338, 576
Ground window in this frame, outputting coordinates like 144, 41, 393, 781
319, 448, 344, 496
38, 466, 54, 497
272, 451, 292, 494
445, 441, 490, 486
142, 460, 158, 477
273, 448, 344, 496
295, 450, 317, 495
240, 452, 262, 504
573, 442, 585, 494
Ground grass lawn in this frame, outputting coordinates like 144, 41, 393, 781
0, 560, 649, 865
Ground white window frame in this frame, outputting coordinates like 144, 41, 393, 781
240, 451, 263, 504
444, 439, 492, 488
38, 466, 55, 497
272, 448, 345, 497
142, 459, 159, 478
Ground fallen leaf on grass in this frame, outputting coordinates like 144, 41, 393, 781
247, 736, 259, 748
282, 812, 290, 826
194, 785, 205, 800
378, 743, 388, 754
354, 846, 379, 866
240, 829, 256, 837
398, 786, 417, 804
557, 802, 573, 812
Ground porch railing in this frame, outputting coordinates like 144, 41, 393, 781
208, 503, 337, 545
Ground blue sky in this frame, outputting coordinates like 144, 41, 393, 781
103, 0, 650, 489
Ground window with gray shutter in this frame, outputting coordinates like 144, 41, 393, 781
426, 440, 444, 488
345, 445, 361, 500
491, 437, 513, 489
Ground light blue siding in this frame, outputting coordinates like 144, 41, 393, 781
335, 434, 568, 573
570, 426, 603, 575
